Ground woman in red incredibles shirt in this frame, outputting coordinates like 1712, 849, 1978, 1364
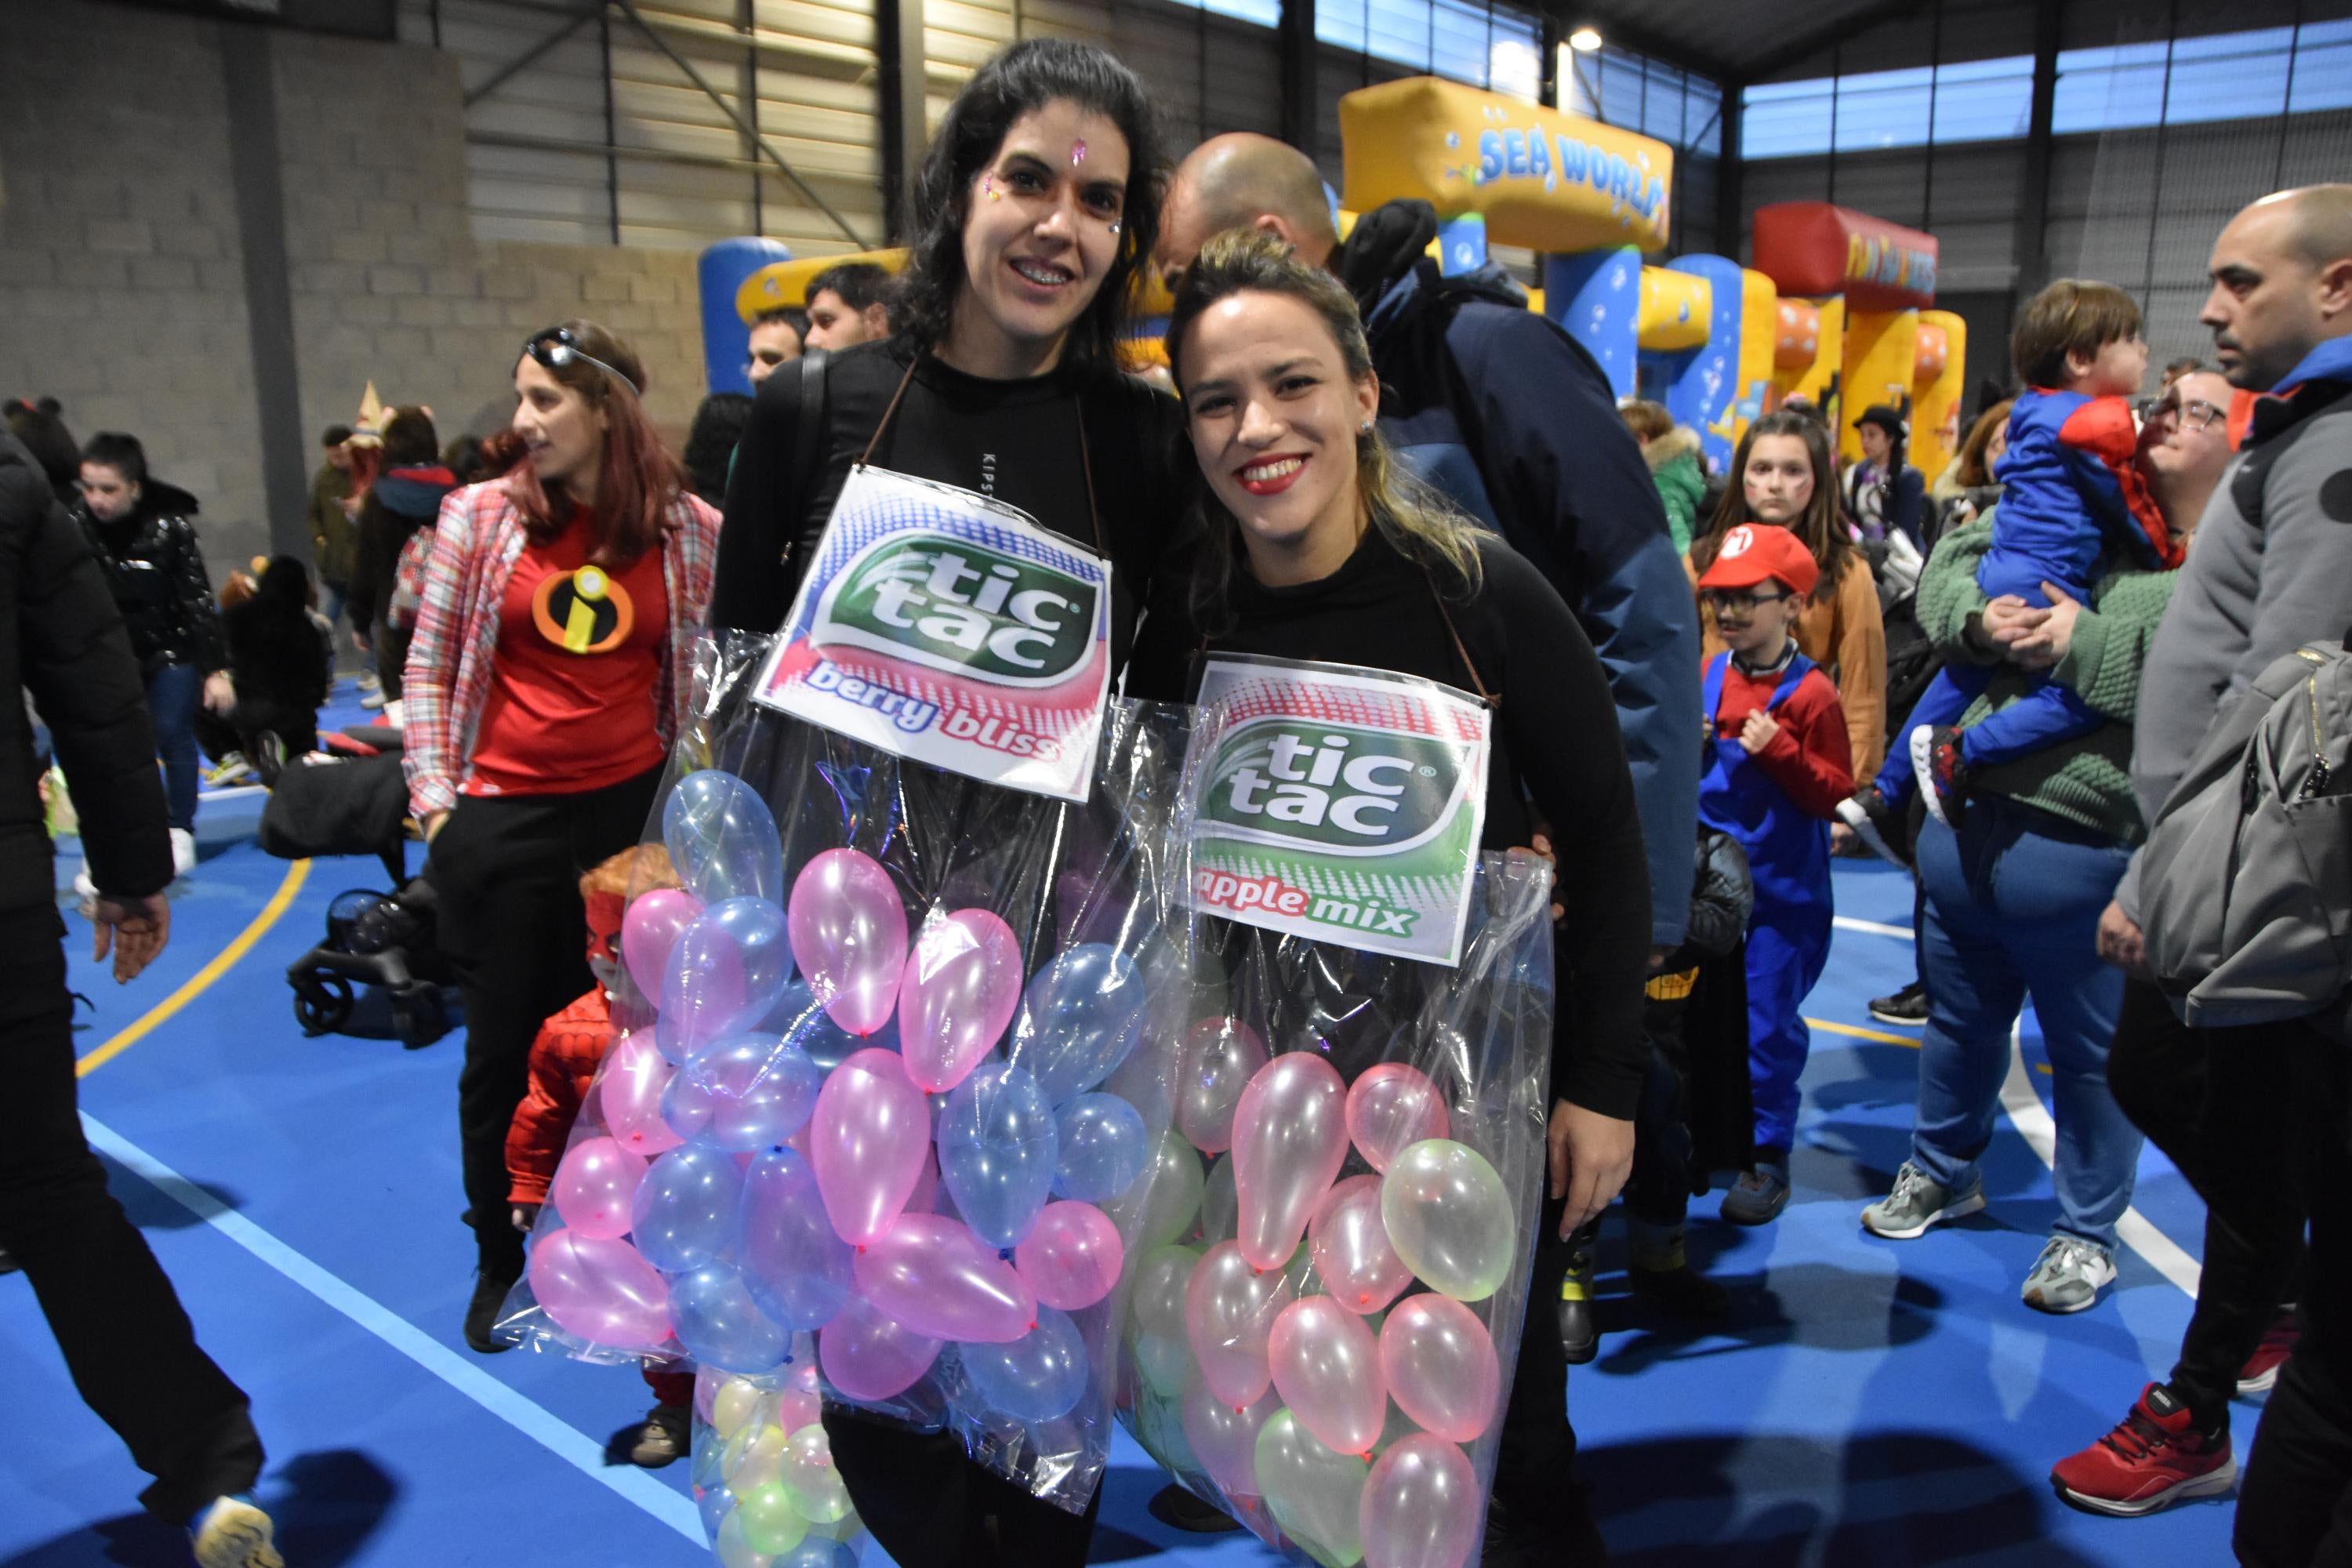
403, 318, 719, 1350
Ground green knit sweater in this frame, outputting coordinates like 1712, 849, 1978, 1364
1914, 512, 2180, 845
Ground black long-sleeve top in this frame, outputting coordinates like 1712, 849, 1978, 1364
710, 339, 1189, 670
75, 482, 223, 676
1126, 524, 1653, 1121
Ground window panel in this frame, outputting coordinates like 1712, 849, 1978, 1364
2291, 20, 2352, 113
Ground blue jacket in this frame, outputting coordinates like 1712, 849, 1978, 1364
1991, 389, 2180, 602
1341, 205, 1701, 946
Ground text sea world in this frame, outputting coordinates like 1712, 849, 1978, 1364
1472, 126, 1666, 225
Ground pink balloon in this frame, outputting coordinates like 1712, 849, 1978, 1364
1181, 1382, 1278, 1501
1378, 1295, 1501, 1444
897, 909, 1023, 1094
526, 1229, 671, 1350
602, 1034, 684, 1156
1345, 1064, 1451, 1174
620, 887, 702, 999
1360, 1433, 1482, 1568
1310, 1175, 1414, 1316
788, 850, 908, 1036
550, 1135, 648, 1241
851, 1214, 1037, 1344
810, 1048, 930, 1247
1174, 1017, 1269, 1156
1230, 1053, 1348, 1270
819, 1293, 942, 1402
1269, 1296, 1388, 1457
776, 1387, 822, 1433
907, 1140, 941, 1216
1014, 1201, 1124, 1310
1185, 1240, 1297, 1409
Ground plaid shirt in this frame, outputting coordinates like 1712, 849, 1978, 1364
402, 478, 720, 818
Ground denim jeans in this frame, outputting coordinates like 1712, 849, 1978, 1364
1910, 798, 2140, 1249
146, 661, 200, 833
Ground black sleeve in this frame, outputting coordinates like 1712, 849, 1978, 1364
712, 358, 817, 633
12, 475, 172, 898
1892, 467, 1926, 550
1679, 829, 1754, 960
346, 499, 383, 635
176, 518, 225, 672
1483, 545, 1653, 1120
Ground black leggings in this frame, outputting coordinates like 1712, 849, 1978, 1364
426, 765, 662, 1276
0, 903, 262, 1519
821, 1407, 1102, 1567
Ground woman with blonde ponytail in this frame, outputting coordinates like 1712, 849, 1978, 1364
1125, 227, 1650, 1564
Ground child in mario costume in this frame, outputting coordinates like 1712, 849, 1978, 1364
504, 843, 696, 1468
1851, 281, 2177, 845
1696, 524, 1855, 1225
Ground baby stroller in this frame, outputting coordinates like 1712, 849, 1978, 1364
257, 752, 459, 1047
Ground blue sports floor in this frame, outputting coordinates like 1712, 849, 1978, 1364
2, 678, 2242, 1566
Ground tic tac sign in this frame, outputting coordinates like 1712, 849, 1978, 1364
1751, 202, 1939, 310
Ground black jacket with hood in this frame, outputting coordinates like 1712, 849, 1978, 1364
75, 479, 223, 676
2, 430, 172, 911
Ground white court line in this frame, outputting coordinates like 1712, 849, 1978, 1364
81, 1114, 706, 1546
1834, 915, 1916, 940
1831, 916, 2202, 1298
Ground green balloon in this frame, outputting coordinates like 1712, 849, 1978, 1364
1255, 1410, 1368, 1567
1112, 1134, 1204, 1253
1126, 1243, 1201, 1398
735, 1481, 809, 1555
1381, 1138, 1517, 1303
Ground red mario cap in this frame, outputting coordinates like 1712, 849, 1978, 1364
1697, 523, 1818, 600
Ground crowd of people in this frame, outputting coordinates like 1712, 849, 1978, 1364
5, 31, 2350, 1568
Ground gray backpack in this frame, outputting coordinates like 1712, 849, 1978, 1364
2140, 637, 2352, 1033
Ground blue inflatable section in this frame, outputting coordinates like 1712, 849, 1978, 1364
1664, 254, 1744, 473
1541, 245, 1640, 397
699, 237, 793, 397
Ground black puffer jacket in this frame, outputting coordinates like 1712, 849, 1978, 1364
2, 430, 172, 910
76, 481, 224, 676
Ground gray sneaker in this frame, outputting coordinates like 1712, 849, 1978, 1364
2022, 1235, 2118, 1314
1860, 1160, 1986, 1239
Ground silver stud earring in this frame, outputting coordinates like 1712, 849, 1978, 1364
1108, 220, 1123, 236
1359, 419, 1374, 436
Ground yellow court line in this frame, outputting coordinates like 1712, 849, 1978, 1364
1809, 1014, 2056, 1074
78, 858, 311, 1078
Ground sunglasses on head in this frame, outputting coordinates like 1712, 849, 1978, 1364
523, 327, 639, 396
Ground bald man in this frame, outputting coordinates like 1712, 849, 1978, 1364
2088, 186, 2352, 1555
1157, 132, 1701, 1568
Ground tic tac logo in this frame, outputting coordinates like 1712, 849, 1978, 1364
814, 535, 1096, 684
1200, 718, 1465, 855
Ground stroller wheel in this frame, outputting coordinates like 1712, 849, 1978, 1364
293, 974, 354, 1035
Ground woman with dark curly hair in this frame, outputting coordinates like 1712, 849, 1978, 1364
711, 37, 1189, 1568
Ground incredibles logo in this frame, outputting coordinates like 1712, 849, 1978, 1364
532, 564, 635, 655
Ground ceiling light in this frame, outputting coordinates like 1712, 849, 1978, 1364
1568, 26, 1602, 51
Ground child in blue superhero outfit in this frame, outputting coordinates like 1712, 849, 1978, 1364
1696, 523, 1855, 1225
1838, 280, 2181, 858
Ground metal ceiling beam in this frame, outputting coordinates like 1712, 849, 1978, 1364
1740, 0, 1927, 83
462, 2, 596, 107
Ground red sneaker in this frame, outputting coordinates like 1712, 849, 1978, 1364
2050, 1384, 2236, 1517
2238, 1309, 2300, 1395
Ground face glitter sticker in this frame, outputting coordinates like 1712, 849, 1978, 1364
983, 173, 1000, 201
1070, 140, 1087, 165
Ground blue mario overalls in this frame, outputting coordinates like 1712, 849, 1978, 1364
1697, 649, 1835, 1159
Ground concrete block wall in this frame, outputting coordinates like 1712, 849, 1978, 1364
0, 5, 268, 558
0, 0, 710, 575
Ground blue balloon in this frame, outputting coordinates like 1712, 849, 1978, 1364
1051, 1092, 1148, 1202
668, 1033, 822, 1153
1008, 944, 1148, 1104
663, 769, 786, 906
738, 1148, 854, 1331
659, 896, 795, 1062
631, 1144, 746, 1274
696, 1482, 736, 1537
938, 1061, 1059, 1250
960, 1306, 1089, 1422
670, 1261, 792, 1374
771, 978, 897, 1073
775, 1541, 858, 1568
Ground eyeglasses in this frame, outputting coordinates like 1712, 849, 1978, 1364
2148, 395, 2224, 432
523, 327, 640, 396
1703, 589, 1791, 614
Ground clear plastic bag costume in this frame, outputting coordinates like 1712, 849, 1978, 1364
1110, 662, 1559, 1568
495, 632, 1195, 1536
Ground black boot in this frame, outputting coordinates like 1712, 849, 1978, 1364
1147, 1483, 1240, 1532
1556, 1218, 1601, 1365
463, 1267, 519, 1354
1627, 1218, 1730, 1318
